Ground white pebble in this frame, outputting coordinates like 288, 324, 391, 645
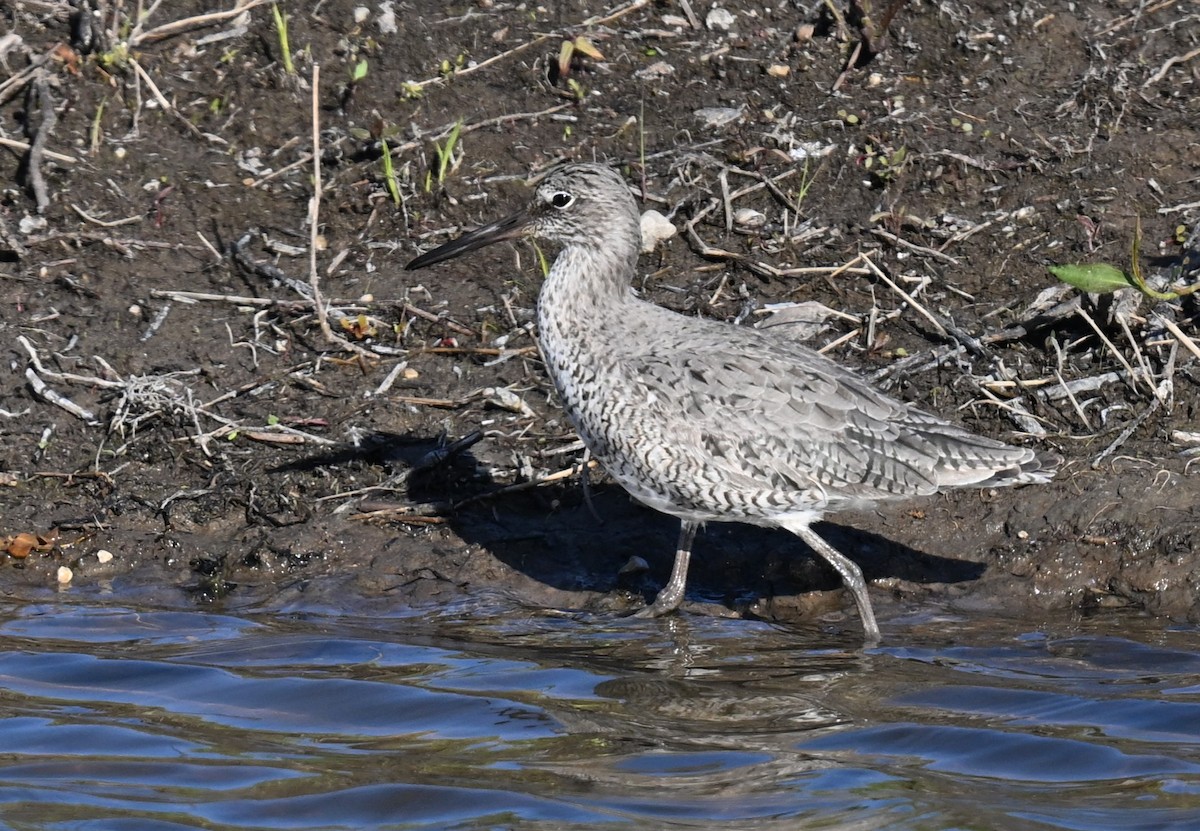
377, 1, 397, 34
96, 549, 114, 564
57, 566, 73, 585
706, 7, 736, 31
640, 210, 677, 253
635, 61, 675, 79
733, 208, 767, 229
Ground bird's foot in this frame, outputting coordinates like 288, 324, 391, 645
630, 585, 685, 619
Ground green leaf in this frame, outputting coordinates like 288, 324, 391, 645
352, 59, 368, 82
1048, 263, 1132, 294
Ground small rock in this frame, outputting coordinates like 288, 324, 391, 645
635, 60, 674, 79
377, 1, 398, 34
19, 214, 47, 235
96, 549, 114, 564
640, 210, 677, 253
618, 555, 650, 576
56, 566, 73, 585
706, 7, 736, 31
794, 23, 815, 43
694, 106, 744, 129
766, 64, 790, 78
402, 367, 419, 380
733, 208, 767, 230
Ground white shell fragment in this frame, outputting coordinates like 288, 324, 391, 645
635, 61, 675, 80
788, 141, 836, 161
640, 210, 677, 253
694, 106, 744, 129
483, 387, 535, 417
706, 7, 736, 31
733, 208, 767, 230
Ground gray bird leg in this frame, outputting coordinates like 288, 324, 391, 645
634, 520, 699, 618
793, 524, 881, 644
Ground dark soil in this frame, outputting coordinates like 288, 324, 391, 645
1, 0, 1198, 629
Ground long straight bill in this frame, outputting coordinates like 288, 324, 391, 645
406, 210, 531, 270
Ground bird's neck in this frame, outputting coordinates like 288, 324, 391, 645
538, 236, 640, 320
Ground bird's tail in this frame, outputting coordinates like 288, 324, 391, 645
922, 426, 1061, 490
972, 450, 1060, 487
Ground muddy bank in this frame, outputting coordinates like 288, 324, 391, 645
0, 0, 1197, 626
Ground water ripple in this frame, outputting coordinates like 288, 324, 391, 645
0, 601, 1197, 829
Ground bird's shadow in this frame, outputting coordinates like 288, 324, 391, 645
281, 431, 984, 617
398, 443, 984, 616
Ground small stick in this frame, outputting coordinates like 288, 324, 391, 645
389, 395, 466, 409
727, 166, 802, 214
408, 0, 651, 90
1054, 369, 1091, 428
859, 254, 949, 337
1157, 199, 1200, 213
130, 0, 274, 45
964, 387, 1052, 436
26, 70, 57, 213
719, 168, 732, 232
1075, 306, 1143, 392
128, 57, 208, 141
139, 303, 172, 342
450, 459, 599, 511
0, 136, 76, 164
0, 56, 47, 107
1092, 395, 1163, 468
817, 327, 862, 355
1116, 313, 1154, 387
25, 368, 98, 423
1095, 0, 1179, 35
1158, 315, 1200, 362
1142, 45, 1200, 89
678, 0, 701, 28
869, 227, 960, 264
71, 204, 141, 227
401, 303, 477, 337
307, 64, 331, 341
18, 335, 124, 389
304, 68, 372, 358
373, 361, 409, 397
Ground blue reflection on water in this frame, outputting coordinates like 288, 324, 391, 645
0, 601, 1197, 830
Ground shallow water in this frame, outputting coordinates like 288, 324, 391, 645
1, 595, 1198, 830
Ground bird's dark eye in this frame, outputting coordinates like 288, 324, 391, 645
550, 191, 574, 209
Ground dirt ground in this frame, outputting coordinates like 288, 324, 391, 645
1, 0, 1198, 630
